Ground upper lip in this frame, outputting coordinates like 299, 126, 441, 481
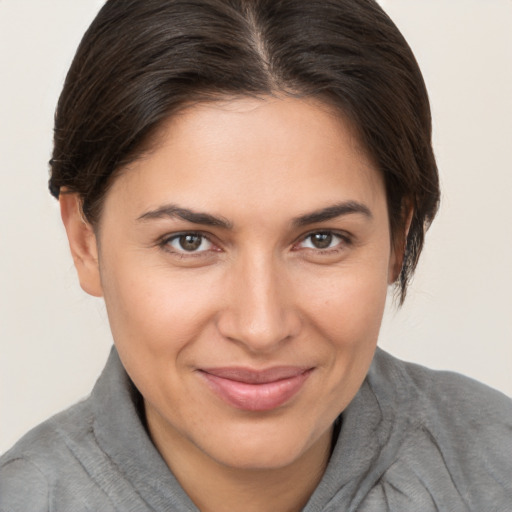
199, 366, 312, 384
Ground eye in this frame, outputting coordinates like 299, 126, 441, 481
297, 231, 347, 250
165, 233, 213, 253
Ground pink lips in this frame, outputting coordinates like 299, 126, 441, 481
199, 366, 313, 411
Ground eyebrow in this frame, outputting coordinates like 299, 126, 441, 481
292, 201, 373, 227
137, 204, 233, 229
137, 200, 372, 229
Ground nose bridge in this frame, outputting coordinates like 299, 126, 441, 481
219, 248, 298, 352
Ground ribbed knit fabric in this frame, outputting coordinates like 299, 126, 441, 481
1, 346, 511, 511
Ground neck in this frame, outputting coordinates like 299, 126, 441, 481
146, 406, 333, 512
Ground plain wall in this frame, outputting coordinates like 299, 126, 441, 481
1, 0, 511, 454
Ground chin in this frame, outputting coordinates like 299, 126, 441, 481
193, 415, 330, 471
209, 440, 310, 471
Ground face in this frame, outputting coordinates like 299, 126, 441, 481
71, 97, 396, 472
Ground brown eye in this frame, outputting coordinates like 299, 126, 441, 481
179, 234, 202, 251
310, 233, 333, 249
296, 231, 347, 251
166, 233, 212, 253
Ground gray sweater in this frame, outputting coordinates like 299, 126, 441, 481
1, 347, 511, 511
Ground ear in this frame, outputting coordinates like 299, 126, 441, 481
388, 206, 414, 284
59, 193, 103, 297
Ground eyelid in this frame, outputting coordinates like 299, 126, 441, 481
156, 229, 352, 256
159, 231, 218, 255
293, 230, 352, 251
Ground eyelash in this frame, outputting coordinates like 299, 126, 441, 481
158, 230, 352, 257
159, 232, 217, 257
294, 231, 352, 253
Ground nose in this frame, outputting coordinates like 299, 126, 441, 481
216, 252, 301, 354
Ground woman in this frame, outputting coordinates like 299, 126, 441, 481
1, 1, 511, 510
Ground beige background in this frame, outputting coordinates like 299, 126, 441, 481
1, 0, 511, 454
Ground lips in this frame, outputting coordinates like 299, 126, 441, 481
198, 366, 313, 411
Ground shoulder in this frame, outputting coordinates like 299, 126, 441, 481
369, 348, 512, 509
0, 348, 154, 512
1, 396, 95, 468
372, 347, 512, 425
0, 398, 95, 512
0, 457, 48, 512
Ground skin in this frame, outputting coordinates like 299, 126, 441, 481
61, 96, 399, 512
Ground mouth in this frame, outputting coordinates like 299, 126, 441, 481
198, 366, 314, 412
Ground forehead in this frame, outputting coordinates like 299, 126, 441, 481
105, 96, 386, 223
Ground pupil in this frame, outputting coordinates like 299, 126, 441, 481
312, 233, 332, 249
180, 234, 202, 251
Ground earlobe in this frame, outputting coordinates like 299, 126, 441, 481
59, 193, 103, 297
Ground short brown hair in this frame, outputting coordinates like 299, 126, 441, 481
49, 0, 440, 303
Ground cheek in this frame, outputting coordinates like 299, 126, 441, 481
298, 263, 389, 412
299, 261, 389, 349
99, 255, 221, 357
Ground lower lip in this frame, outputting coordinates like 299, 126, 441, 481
199, 370, 312, 412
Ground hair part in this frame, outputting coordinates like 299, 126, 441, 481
49, 0, 440, 303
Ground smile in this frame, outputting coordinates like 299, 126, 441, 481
198, 366, 314, 412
